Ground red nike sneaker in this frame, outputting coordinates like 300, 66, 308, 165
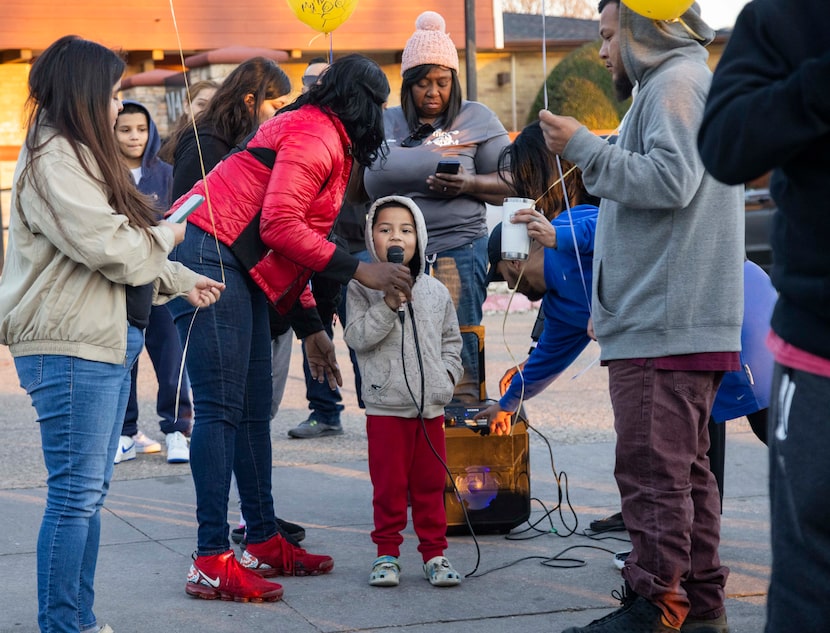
241, 533, 334, 577
186, 550, 284, 602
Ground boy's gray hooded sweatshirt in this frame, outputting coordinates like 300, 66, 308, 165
563, 2, 744, 360
343, 195, 463, 418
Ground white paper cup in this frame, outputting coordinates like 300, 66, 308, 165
501, 197, 535, 260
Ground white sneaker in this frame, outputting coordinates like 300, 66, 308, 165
133, 431, 161, 454
166, 431, 189, 463
114, 435, 136, 464
613, 550, 631, 570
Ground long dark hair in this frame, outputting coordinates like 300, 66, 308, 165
281, 54, 390, 167
400, 64, 462, 132
498, 121, 598, 219
23, 35, 157, 228
170, 57, 290, 153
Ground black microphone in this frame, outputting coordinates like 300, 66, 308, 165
386, 246, 406, 323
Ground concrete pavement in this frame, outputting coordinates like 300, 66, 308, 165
0, 310, 771, 633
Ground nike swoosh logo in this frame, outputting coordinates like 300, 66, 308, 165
199, 571, 221, 588
120, 444, 134, 453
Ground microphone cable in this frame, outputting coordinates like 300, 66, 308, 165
396, 291, 485, 578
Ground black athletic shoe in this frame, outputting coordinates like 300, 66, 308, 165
562, 585, 678, 633
231, 519, 307, 547
589, 511, 626, 533
277, 518, 306, 543
231, 527, 246, 545
680, 614, 729, 633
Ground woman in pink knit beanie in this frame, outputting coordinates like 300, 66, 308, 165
364, 10, 514, 403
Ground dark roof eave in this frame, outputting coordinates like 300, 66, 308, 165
503, 38, 595, 50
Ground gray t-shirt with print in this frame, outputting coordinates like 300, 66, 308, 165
364, 101, 510, 255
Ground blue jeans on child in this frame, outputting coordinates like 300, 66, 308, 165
123, 304, 192, 436
15, 324, 143, 633
301, 317, 344, 425
168, 227, 280, 554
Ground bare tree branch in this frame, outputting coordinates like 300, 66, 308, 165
502, 0, 597, 19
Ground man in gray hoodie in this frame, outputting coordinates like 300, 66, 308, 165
540, 2, 744, 632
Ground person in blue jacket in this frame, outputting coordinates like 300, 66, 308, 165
474, 121, 597, 431
710, 260, 776, 441
113, 100, 193, 464
703, 258, 777, 507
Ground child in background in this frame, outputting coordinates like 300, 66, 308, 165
183, 80, 218, 119
343, 195, 464, 588
114, 100, 193, 464
157, 79, 218, 164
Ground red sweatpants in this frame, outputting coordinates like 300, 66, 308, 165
366, 414, 448, 562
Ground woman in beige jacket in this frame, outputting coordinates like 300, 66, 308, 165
0, 36, 223, 633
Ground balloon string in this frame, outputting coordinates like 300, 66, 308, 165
555, 154, 591, 315
534, 164, 576, 207
167, 0, 225, 286
570, 353, 601, 380
494, 0, 594, 416
667, 17, 706, 42
541, 0, 548, 111
166, 0, 227, 432
492, 0, 546, 424
534, 128, 618, 208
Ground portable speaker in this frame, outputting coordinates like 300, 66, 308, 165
443, 418, 530, 535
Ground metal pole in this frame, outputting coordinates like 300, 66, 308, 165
464, 0, 478, 101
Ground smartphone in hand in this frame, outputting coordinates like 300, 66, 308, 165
435, 159, 460, 175
168, 194, 205, 223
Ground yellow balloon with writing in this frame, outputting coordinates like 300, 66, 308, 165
622, 0, 694, 20
286, 0, 360, 34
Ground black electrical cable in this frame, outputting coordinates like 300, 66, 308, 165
393, 279, 619, 580
399, 300, 484, 577
465, 407, 630, 577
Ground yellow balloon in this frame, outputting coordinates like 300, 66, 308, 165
286, 0, 359, 34
622, 0, 694, 20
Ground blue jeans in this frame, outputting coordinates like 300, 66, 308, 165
428, 235, 488, 401
123, 304, 192, 436
168, 227, 278, 554
15, 325, 143, 633
302, 320, 343, 425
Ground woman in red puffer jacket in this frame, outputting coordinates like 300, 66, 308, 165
167, 54, 413, 603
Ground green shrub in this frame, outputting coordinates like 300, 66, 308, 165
555, 76, 621, 130
527, 40, 631, 128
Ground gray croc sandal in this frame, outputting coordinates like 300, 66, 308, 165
369, 555, 400, 587
423, 555, 461, 587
